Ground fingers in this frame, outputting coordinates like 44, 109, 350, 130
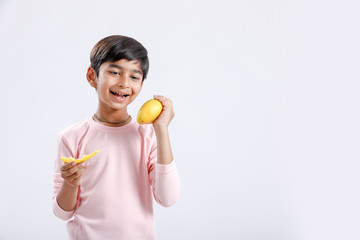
154, 95, 174, 116
153, 95, 175, 124
61, 162, 86, 177
61, 162, 89, 181
66, 164, 88, 183
154, 95, 173, 108
60, 161, 77, 171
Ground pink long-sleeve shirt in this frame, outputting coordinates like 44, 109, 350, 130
52, 116, 181, 240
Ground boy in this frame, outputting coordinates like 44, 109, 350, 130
52, 35, 181, 239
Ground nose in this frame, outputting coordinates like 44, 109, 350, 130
117, 74, 130, 88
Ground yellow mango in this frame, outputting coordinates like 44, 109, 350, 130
61, 150, 100, 164
137, 99, 163, 124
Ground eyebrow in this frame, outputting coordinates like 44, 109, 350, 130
108, 64, 143, 75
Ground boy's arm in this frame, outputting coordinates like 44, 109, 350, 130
56, 162, 89, 211
153, 95, 175, 165
56, 181, 79, 211
154, 127, 173, 165
150, 95, 180, 207
53, 134, 88, 220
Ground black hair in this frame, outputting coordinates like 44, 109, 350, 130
90, 35, 149, 81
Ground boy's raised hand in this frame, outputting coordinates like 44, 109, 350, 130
60, 161, 89, 188
153, 95, 174, 130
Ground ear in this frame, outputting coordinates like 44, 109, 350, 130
86, 66, 97, 88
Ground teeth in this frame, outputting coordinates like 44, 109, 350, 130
111, 90, 129, 97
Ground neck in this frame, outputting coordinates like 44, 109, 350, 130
93, 109, 132, 126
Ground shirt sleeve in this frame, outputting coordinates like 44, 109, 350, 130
147, 138, 181, 207
52, 133, 79, 221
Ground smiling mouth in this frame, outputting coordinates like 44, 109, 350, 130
110, 90, 130, 98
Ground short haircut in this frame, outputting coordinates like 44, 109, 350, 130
90, 35, 149, 81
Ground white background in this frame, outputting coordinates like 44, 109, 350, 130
0, 0, 359, 239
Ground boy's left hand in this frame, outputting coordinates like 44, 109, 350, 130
153, 95, 174, 130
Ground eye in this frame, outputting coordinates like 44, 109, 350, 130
131, 75, 140, 80
109, 71, 120, 76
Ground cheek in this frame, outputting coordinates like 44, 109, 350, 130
98, 78, 111, 91
132, 83, 142, 94
97, 83, 111, 99
98, 84, 107, 94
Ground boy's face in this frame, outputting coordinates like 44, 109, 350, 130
87, 59, 143, 112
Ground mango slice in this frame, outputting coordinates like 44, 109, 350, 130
136, 99, 163, 124
61, 150, 100, 164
